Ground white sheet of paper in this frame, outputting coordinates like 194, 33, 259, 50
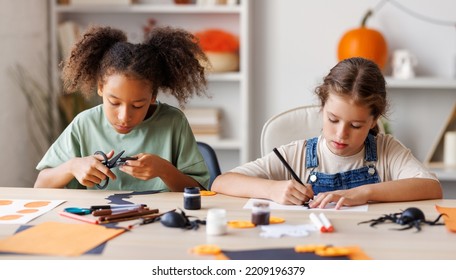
243, 198, 368, 212
0, 199, 66, 224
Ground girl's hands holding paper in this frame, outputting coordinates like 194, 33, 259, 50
309, 187, 369, 210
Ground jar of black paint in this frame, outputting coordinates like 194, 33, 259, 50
183, 187, 201, 210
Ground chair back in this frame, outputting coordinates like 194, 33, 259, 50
197, 141, 221, 190
260, 105, 385, 157
261, 105, 322, 157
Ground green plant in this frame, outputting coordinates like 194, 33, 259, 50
10, 64, 94, 156
380, 117, 392, 134
10, 64, 58, 156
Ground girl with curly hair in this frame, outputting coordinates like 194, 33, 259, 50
34, 26, 210, 191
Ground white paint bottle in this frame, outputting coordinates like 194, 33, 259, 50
206, 208, 227, 236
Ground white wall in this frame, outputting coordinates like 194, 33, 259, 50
0, 0, 48, 187
1, 0, 455, 187
250, 0, 456, 160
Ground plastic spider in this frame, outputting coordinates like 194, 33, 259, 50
358, 207, 446, 232
160, 209, 205, 230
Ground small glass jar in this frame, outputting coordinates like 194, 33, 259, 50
183, 187, 201, 210
206, 208, 227, 236
251, 202, 270, 225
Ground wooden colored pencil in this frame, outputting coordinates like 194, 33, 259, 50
92, 206, 147, 217
98, 208, 159, 222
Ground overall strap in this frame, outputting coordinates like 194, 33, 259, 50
364, 133, 378, 162
305, 137, 319, 168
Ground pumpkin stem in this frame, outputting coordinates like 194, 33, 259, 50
361, 9, 373, 27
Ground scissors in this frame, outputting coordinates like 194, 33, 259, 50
94, 150, 136, 189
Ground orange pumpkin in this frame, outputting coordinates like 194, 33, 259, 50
337, 10, 388, 70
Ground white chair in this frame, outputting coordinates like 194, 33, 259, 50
260, 105, 385, 157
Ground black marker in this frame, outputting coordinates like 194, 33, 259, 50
89, 204, 147, 212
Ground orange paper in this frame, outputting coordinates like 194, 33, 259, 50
0, 221, 125, 256
435, 205, 456, 232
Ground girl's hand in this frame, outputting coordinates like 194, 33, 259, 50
269, 180, 314, 205
119, 153, 163, 180
70, 150, 116, 188
309, 188, 369, 210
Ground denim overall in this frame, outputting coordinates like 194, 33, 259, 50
306, 134, 380, 195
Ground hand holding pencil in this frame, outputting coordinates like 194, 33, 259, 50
273, 148, 314, 206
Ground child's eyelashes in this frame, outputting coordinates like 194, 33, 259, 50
328, 118, 362, 129
108, 101, 144, 109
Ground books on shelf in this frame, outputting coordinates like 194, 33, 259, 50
183, 107, 221, 141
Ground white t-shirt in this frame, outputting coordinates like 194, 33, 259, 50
231, 134, 438, 184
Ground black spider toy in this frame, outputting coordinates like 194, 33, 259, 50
358, 207, 446, 232
160, 209, 205, 230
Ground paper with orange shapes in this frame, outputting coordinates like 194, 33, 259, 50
435, 205, 456, 232
0, 221, 125, 256
0, 199, 65, 224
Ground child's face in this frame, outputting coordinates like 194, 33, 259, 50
98, 74, 155, 134
322, 93, 377, 157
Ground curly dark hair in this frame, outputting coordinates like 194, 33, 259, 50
314, 57, 389, 135
61, 25, 208, 107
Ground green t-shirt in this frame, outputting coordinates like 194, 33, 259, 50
36, 102, 210, 191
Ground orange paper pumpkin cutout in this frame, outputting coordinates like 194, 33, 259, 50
435, 205, 456, 232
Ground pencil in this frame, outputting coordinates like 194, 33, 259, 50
273, 148, 304, 184
92, 206, 147, 217
59, 211, 99, 224
273, 147, 310, 208
99, 212, 164, 225
90, 204, 146, 211
98, 208, 159, 222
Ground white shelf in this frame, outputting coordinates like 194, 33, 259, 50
55, 4, 242, 14
385, 76, 456, 90
385, 76, 456, 182
207, 72, 242, 82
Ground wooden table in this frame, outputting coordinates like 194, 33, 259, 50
0, 187, 455, 260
